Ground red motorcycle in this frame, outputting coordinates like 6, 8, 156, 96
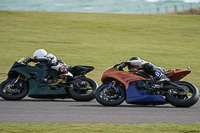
95, 63, 199, 107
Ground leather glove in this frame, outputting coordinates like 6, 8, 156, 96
25, 57, 33, 63
119, 61, 127, 68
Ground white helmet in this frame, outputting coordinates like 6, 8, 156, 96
33, 49, 47, 57
128, 57, 142, 66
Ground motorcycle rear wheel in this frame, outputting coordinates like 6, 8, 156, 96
95, 83, 125, 106
0, 78, 28, 100
165, 81, 199, 107
68, 77, 98, 101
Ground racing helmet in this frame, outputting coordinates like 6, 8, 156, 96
33, 49, 47, 57
128, 57, 142, 66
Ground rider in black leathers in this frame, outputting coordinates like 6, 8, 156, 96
119, 57, 169, 83
25, 49, 73, 79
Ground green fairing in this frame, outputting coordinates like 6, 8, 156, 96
8, 62, 46, 78
68, 65, 94, 76
28, 78, 67, 98
8, 62, 68, 98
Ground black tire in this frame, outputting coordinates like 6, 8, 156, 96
165, 81, 199, 107
95, 83, 125, 106
68, 77, 98, 101
0, 78, 28, 100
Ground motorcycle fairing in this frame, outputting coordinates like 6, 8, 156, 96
28, 78, 68, 98
8, 62, 47, 80
101, 67, 146, 89
68, 65, 94, 77
164, 69, 191, 82
8, 62, 68, 98
126, 82, 165, 105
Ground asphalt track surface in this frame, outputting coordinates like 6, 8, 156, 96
0, 97, 200, 124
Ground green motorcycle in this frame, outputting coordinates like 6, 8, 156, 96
0, 58, 98, 101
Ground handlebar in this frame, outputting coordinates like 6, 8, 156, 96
18, 57, 25, 63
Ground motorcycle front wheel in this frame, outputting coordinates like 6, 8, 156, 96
68, 77, 98, 101
0, 78, 28, 100
95, 83, 125, 106
165, 81, 199, 107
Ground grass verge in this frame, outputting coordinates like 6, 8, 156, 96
0, 123, 200, 133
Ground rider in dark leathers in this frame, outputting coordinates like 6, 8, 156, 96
119, 57, 169, 83
25, 49, 73, 78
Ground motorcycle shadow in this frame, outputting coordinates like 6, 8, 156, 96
73, 101, 175, 108
0, 97, 76, 102
80, 105, 174, 108
118, 104, 174, 108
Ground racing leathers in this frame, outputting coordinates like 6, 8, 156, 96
119, 60, 169, 83
25, 53, 73, 78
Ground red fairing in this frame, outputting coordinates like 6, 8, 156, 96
164, 69, 191, 82
101, 66, 147, 90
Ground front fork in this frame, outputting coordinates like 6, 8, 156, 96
109, 80, 120, 94
13, 74, 21, 84
12, 74, 24, 89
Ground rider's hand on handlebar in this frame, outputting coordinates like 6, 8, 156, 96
25, 57, 33, 63
119, 61, 127, 68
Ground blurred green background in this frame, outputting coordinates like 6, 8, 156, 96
0, 11, 199, 89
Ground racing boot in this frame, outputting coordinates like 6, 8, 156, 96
59, 71, 74, 80
153, 71, 170, 89
59, 74, 73, 80
155, 71, 170, 83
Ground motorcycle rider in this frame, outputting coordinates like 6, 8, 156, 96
119, 57, 169, 83
25, 49, 73, 79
